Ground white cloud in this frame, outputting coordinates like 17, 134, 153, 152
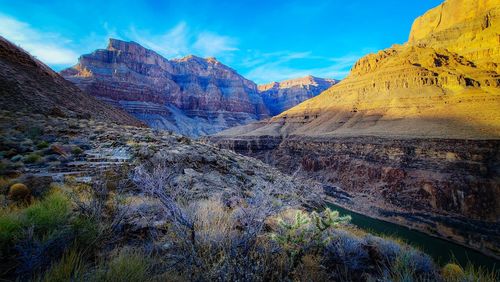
0, 14, 78, 65
193, 32, 238, 57
126, 22, 238, 59
127, 22, 191, 58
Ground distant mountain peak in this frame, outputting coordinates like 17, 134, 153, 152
258, 76, 338, 116
258, 75, 338, 91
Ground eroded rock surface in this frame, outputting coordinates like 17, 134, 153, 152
61, 39, 270, 137
0, 36, 142, 127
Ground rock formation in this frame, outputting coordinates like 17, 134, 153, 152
0, 36, 142, 127
61, 39, 270, 137
211, 0, 500, 257
258, 76, 338, 116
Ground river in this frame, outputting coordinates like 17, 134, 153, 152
327, 202, 499, 272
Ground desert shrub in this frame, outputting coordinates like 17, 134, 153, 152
457, 263, 499, 282
0, 185, 108, 280
71, 146, 83, 155
94, 248, 152, 282
292, 254, 330, 281
271, 208, 351, 267
14, 227, 75, 277
365, 234, 402, 264
71, 215, 102, 250
24, 153, 42, 163
191, 198, 233, 245
0, 209, 23, 250
326, 231, 370, 272
7, 183, 31, 203
25, 189, 71, 234
442, 263, 465, 281
38, 249, 87, 282
36, 141, 49, 149
388, 247, 438, 281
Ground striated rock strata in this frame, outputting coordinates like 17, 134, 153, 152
61, 39, 270, 137
210, 0, 500, 257
258, 76, 338, 116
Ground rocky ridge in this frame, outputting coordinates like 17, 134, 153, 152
210, 0, 500, 257
0, 36, 142, 127
61, 39, 270, 137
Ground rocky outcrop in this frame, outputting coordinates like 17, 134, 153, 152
210, 0, 500, 256
0, 36, 142, 127
61, 39, 270, 137
258, 76, 338, 116
210, 135, 500, 257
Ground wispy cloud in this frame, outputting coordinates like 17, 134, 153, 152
243, 51, 363, 84
127, 22, 190, 58
0, 13, 363, 84
193, 32, 238, 57
126, 22, 238, 59
0, 14, 79, 65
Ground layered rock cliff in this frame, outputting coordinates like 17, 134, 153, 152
61, 39, 270, 137
258, 76, 338, 116
0, 36, 142, 127
211, 0, 500, 257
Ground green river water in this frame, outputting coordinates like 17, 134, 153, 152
326, 203, 499, 272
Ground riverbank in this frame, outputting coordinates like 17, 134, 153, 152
326, 199, 500, 271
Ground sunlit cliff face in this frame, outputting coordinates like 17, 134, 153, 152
265, 0, 500, 139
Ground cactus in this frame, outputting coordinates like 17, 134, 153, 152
312, 208, 351, 232
442, 263, 464, 281
8, 183, 31, 202
271, 209, 351, 267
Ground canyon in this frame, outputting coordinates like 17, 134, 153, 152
61, 40, 335, 137
210, 0, 500, 258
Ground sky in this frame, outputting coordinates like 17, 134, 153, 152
0, 0, 443, 84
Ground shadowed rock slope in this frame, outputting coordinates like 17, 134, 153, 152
258, 76, 338, 116
0, 36, 143, 127
61, 39, 270, 137
211, 0, 500, 257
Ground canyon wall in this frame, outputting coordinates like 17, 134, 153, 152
61, 39, 270, 137
211, 135, 499, 256
211, 0, 500, 257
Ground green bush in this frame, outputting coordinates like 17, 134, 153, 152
25, 189, 71, 234
36, 141, 50, 149
71, 146, 84, 155
24, 153, 42, 163
0, 210, 22, 250
71, 215, 101, 250
442, 263, 464, 281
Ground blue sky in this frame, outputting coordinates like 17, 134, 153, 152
0, 0, 442, 84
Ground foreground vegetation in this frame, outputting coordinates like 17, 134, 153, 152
0, 113, 497, 281
1, 173, 497, 281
